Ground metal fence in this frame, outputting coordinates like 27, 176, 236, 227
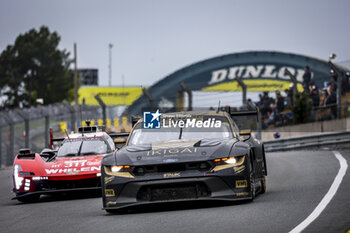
264, 130, 350, 152
0, 104, 127, 167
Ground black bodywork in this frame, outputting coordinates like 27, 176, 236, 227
101, 110, 267, 211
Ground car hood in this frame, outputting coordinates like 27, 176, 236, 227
43, 155, 104, 177
103, 138, 249, 166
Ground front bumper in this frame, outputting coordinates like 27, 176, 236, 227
13, 177, 102, 199
102, 169, 251, 210
12, 187, 101, 200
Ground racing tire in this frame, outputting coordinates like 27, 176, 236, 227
105, 209, 127, 214
17, 194, 40, 203
249, 163, 256, 201
260, 176, 266, 194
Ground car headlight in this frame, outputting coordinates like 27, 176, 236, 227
104, 165, 131, 176
13, 164, 24, 190
214, 156, 244, 166
111, 165, 122, 173
225, 157, 237, 164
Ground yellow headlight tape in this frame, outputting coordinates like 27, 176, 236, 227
113, 172, 135, 178
104, 166, 135, 178
106, 201, 117, 207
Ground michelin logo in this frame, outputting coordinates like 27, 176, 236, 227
143, 109, 161, 129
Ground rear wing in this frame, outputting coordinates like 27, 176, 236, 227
228, 108, 259, 122
223, 107, 260, 131
49, 128, 65, 149
109, 132, 130, 138
109, 132, 130, 149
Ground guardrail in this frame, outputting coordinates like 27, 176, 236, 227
263, 130, 350, 152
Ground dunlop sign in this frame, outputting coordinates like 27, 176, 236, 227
208, 65, 308, 85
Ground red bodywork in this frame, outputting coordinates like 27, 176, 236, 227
12, 152, 104, 197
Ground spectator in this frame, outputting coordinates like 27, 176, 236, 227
310, 82, 320, 120
257, 94, 263, 108
261, 91, 272, 117
275, 90, 284, 112
330, 70, 338, 90
346, 72, 350, 92
310, 82, 320, 107
247, 98, 256, 110
340, 71, 348, 94
264, 103, 281, 129
288, 84, 294, 106
273, 131, 280, 139
323, 84, 337, 119
284, 89, 292, 108
302, 66, 311, 90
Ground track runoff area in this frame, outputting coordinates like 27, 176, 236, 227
0, 150, 349, 233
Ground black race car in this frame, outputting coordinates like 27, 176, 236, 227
101, 110, 267, 212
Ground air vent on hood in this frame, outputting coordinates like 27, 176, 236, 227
193, 138, 222, 147
17, 154, 36, 160
126, 145, 152, 152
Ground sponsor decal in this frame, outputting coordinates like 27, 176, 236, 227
105, 189, 115, 197
104, 176, 114, 184
45, 166, 100, 174
233, 165, 246, 174
203, 79, 303, 92
236, 192, 249, 197
87, 161, 101, 166
146, 147, 198, 156
106, 201, 117, 207
163, 159, 179, 163
236, 180, 248, 188
163, 172, 181, 178
78, 86, 143, 106
66, 170, 80, 175
207, 65, 308, 85
63, 160, 87, 167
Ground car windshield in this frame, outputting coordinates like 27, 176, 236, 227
128, 115, 233, 146
57, 137, 110, 157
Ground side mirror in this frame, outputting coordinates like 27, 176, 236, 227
40, 148, 56, 156
239, 129, 251, 136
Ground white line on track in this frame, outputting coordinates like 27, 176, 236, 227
289, 151, 348, 233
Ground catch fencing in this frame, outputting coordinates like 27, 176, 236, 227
264, 130, 350, 152
0, 104, 129, 167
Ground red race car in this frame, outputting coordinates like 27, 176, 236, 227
12, 122, 128, 202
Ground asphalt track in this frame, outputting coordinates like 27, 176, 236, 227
0, 150, 349, 233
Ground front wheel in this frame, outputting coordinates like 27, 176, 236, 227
260, 176, 266, 194
249, 167, 256, 200
105, 208, 127, 214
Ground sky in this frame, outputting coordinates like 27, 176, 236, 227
1, 0, 350, 88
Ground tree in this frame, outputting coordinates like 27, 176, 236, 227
0, 26, 74, 108
292, 91, 313, 124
